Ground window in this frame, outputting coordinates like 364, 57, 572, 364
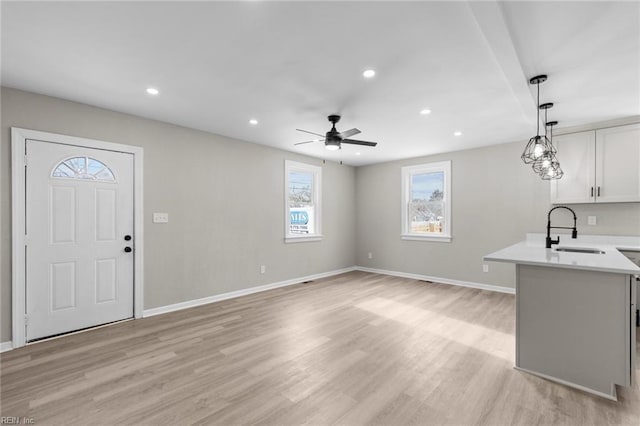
285, 160, 322, 242
401, 160, 451, 242
52, 157, 115, 182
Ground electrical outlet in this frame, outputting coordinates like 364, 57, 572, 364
483, 264, 489, 273
153, 212, 169, 223
587, 216, 597, 226
260, 265, 266, 274
368, 252, 373, 259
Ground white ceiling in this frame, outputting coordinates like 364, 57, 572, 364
2, 1, 638, 166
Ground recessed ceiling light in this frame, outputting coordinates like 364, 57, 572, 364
454, 131, 463, 136
420, 109, 432, 115
363, 69, 376, 78
146, 87, 159, 95
249, 119, 258, 125
355, 152, 361, 156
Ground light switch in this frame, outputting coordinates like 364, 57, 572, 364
153, 212, 169, 223
587, 216, 597, 226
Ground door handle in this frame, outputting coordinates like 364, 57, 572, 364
124, 235, 132, 241
590, 187, 594, 197
597, 186, 601, 197
124, 247, 132, 253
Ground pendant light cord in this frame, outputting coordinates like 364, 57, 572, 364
536, 83, 540, 137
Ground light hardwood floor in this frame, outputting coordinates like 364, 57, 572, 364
1, 271, 638, 425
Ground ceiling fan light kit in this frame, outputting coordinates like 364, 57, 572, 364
325, 142, 341, 151
522, 74, 563, 180
295, 115, 378, 152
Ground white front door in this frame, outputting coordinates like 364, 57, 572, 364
26, 139, 134, 341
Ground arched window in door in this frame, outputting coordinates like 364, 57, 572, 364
52, 156, 116, 182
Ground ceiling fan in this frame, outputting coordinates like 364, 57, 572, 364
295, 115, 378, 150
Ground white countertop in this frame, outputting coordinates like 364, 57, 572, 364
484, 234, 640, 274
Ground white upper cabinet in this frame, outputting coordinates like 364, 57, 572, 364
551, 123, 640, 204
550, 131, 596, 204
595, 124, 640, 203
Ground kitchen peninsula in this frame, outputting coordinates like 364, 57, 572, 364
485, 234, 640, 400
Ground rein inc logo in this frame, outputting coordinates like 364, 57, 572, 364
1, 418, 34, 424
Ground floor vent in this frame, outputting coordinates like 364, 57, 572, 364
418, 279, 433, 283
303, 280, 314, 284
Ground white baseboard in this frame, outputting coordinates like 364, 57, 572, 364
144, 265, 513, 318
2, 266, 512, 345
513, 366, 617, 401
355, 266, 515, 294
143, 266, 357, 318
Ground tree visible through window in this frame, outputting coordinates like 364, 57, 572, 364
409, 171, 445, 233
402, 161, 451, 241
288, 171, 315, 235
285, 160, 322, 241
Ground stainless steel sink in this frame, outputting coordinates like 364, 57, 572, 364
555, 247, 605, 254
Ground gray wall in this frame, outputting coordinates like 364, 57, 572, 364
2, 87, 639, 343
355, 138, 640, 289
0, 87, 357, 342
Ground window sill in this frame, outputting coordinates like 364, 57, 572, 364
285, 235, 324, 244
401, 234, 451, 243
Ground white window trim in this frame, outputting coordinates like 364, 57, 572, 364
285, 160, 323, 243
401, 160, 452, 243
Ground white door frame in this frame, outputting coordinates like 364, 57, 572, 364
11, 127, 144, 348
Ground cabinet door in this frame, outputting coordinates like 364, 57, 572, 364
550, 131, 596, 204
595, 123, 640, 203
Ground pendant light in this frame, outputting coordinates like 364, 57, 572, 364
521, 75, 556, 164
532, 103, 557, 175
540, 121, 564, 180
541, 161, 564, 180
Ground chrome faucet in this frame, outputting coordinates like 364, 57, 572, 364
546, 206, 578, 248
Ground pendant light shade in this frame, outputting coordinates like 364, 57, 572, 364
536, 120, 563, 179
531, 107, 556, 174
540, 160, 564, 180
531, 149, 557, 174
521, 134, 555, 164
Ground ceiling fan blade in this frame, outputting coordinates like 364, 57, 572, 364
339, 128, 361, 138
296, 128, 325, 137
342, 139, 377, 147
294, 139, 324, 146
